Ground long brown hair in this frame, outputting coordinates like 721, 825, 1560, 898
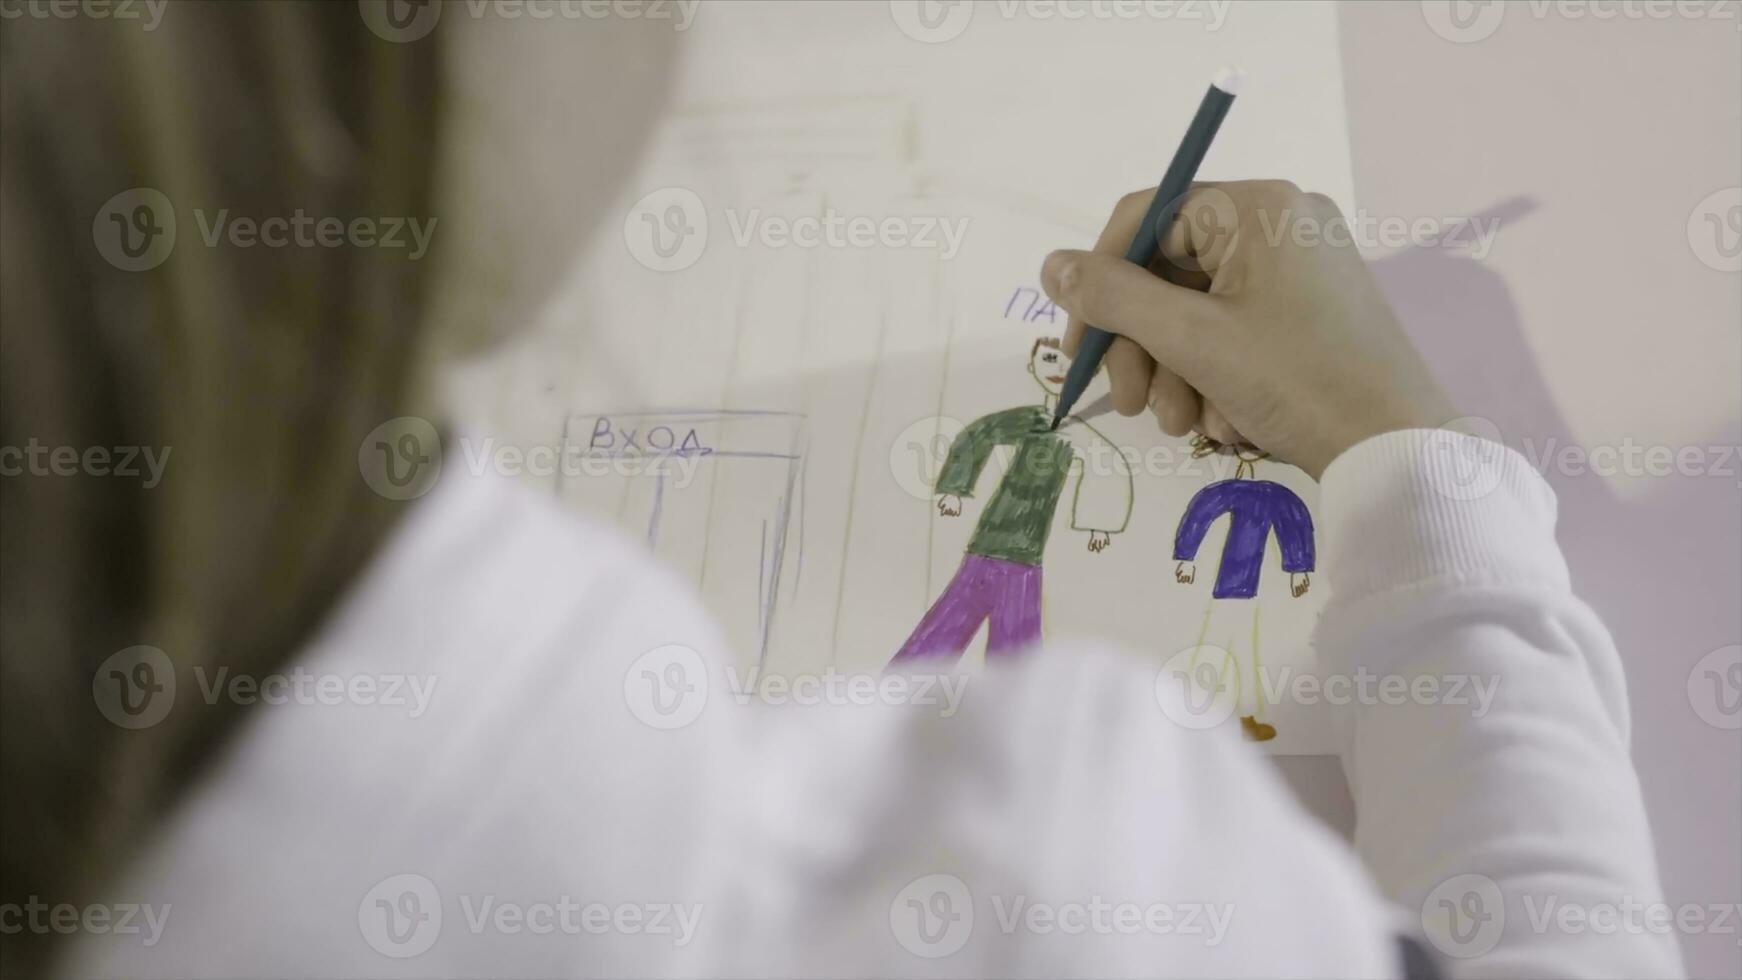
1, 3, 441, 972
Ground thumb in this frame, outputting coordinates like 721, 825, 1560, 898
1040, 248, 1225, 380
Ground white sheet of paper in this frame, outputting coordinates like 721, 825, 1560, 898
454, 1, 1358, 753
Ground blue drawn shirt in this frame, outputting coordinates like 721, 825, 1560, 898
1172, 480, 1315, 599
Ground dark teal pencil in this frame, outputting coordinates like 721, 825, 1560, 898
1050, 67, 1244, 431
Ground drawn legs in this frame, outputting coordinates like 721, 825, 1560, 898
891, 555, 997, 663
986, 562, 1042, 660
1188, 597, 1276, 741
891, 555, 1042, 664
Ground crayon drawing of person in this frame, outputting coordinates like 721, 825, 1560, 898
890, 337, 1133, 665
1173, 440, 1315, 741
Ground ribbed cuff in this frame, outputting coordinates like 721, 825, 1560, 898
1319, 429, 1569, 601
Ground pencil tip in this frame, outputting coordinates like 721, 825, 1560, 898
1048, 417, 1061, 432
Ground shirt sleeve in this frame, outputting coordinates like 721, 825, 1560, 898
1315, 429, 1681, 978
1267, 483, 1316, 574
1173, 482, 1233, 562
935, 411, 1008, 498
1061, 420, 1133, 533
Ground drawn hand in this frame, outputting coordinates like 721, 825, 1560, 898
936, 493, 962, 517
1291, 572, 1311, 598
1087, 531, 1111, 553
1175, 561, 1196, 585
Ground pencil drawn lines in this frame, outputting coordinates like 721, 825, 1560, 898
649, 472, 666, 549
557, 409, 807, 665
827, 255, 896, 665
700, 277, 758, 590
924, 260, 956, 602
555, 413, 574, 499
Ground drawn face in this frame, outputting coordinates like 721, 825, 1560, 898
1029, 342, 1069, 396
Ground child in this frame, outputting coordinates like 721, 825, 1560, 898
2, 8, 1676, 978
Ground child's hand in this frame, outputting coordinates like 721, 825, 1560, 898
1175, 561, 1196, 585
1041, 180, 1456, 479
936, 494, 963, 517
1087, 531, 1111, 553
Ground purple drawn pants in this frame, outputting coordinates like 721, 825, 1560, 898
891, 554, 1043, 664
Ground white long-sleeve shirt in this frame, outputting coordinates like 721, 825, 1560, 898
64, 431, 1680, 978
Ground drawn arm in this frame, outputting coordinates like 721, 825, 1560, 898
934, 411, 1009, 499
1063, 420, 1133, 535
1268, 484, 1317, 574
1172, 482, 1237, 562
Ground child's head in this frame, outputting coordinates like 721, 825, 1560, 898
1028, 336, 1070, 395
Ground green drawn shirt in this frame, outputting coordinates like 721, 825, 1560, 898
936, 405, 1133, 566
